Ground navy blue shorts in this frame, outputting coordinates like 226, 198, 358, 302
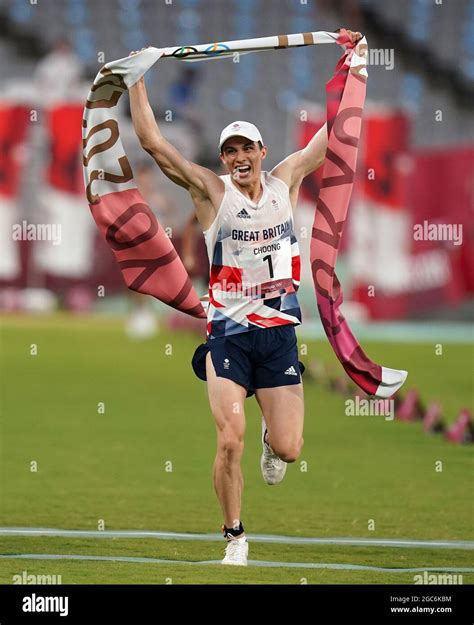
192, 325, 305, 397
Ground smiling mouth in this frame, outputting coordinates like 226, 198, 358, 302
233, 165, 251, 179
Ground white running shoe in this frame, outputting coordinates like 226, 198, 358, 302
221, 536, 248, 566
260, 416, 287, 485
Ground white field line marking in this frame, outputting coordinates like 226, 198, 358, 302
0, 527, 473, 550
0, 553, 473, 573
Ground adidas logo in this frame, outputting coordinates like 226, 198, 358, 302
236, 208, 251, 219
284, 366, 298, 376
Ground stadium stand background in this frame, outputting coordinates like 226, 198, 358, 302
1, 0, 473, 151
0, 0, 473, 321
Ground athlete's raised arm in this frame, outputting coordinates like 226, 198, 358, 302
129, 73, 224, 227
271, 28, 362, 203
271, 122, 328, 201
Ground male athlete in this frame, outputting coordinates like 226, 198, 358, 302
129, 29, 361, 566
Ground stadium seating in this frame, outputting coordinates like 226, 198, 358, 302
1, 0, 472, 159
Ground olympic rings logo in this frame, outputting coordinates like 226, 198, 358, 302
171, 43, 230, 58
203, 43, 230, 56
172, 46, 199, 58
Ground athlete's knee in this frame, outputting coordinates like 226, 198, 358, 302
274, 437, 303, 463
217, 428, 245, 462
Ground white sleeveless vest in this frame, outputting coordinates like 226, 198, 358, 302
203, 171, 301, 338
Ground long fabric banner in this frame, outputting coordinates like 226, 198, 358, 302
310, 32, 407, 397
82, 29, 407, 398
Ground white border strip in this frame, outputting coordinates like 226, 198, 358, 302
0, 553, 472, 573
1, 528, 473, 550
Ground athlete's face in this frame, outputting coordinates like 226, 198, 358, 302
220, 137, 267, 187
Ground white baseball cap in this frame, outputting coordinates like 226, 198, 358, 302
218, 120, 263, 151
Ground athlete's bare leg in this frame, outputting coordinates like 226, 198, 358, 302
255, 383, 304, 462
206, 352, 247, 529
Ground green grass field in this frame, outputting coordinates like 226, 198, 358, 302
0, 314, 472, 584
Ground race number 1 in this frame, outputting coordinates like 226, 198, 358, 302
262, 254, 274, 278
